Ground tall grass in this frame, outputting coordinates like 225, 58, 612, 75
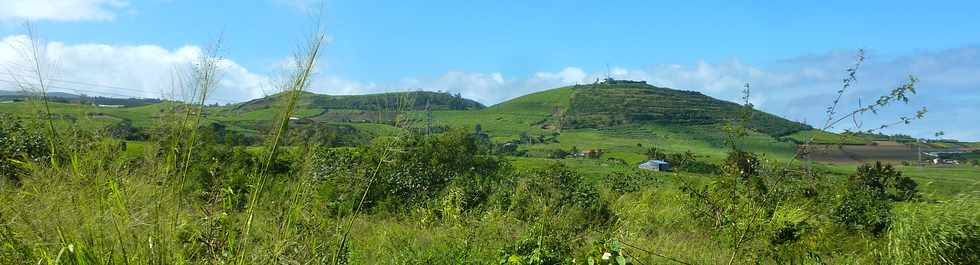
170, 40, 225, 263
235, 30, 324, 264
332, 91, 419, 264
6, 22, 59, 167
886, 197, 980, 264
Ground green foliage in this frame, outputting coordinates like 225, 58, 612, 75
101, 119, 148, 141
0, 114, 49, 184
197, 122, 260, 146
886, 197, 980, 264
548, 149, 571, 159
581, 239, 632, 265
312, 129, 508, 214
282, 122, 367, 147
851, 162, 919, 202
643, 147, 667, 161
833, 186, 894, 235
498, 223, 571, 265
832, 162, 920, 234
232, 90, 484, 114
605, 170, 659, 194
722, 149, 761, 181
580, 239, 629, 265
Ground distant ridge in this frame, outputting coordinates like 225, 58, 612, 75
0, 90, 162, 107
233, 90, 485, 112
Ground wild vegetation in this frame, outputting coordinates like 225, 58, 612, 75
1, 25, 978, 265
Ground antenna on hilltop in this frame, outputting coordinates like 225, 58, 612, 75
605, 63, 612, 79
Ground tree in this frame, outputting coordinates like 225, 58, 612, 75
851, 161, 919, 202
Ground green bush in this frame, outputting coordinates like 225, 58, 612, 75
832, 186, 893, 235
851, 161, 919, 202
606, 170, 659, 195
0, 115, 49, 184
580, 239, 629, 265
832, 162, 919, 235
311, 129, 508, 214
498, 222, 572, 265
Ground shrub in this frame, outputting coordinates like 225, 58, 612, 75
498, 222, 572, 265
644, 147, 667, 161
0, 115, 49, 184
851, 161, 919, 202
101, 119, 148, 141
832, 186, 893, 235
832, 162, 918, 234
548, 148, 572, 159
723, 150, 761, 181
606, 170, 659, 195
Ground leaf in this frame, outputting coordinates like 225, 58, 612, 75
616, 256, 626, 265
610, 239, 621, 252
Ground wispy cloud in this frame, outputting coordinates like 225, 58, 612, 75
0, 0, 129, 22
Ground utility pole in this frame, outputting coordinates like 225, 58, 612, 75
425, 98, 432, 136
918, 138, 925, 167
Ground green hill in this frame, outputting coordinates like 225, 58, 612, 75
425, 81, 813, 163
229, 90, 484, 114
471, 81, 810, 137
560, 82, 810, 137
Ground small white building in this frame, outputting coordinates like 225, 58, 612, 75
639, 160, 671, 172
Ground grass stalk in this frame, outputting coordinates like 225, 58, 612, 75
235, 30, 324, 265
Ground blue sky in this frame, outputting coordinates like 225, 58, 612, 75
0, 0, 978, 140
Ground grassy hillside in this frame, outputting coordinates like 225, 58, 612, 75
424, 83, 811, 163
229, 90, 483, 114
564, 82, 811, 137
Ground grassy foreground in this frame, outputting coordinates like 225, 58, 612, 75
2, 107, 979, 264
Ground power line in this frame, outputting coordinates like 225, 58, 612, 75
4, 72, 157, 95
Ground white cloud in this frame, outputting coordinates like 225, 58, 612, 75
534, 67, 587, 85
0, 0, 129, 22
310, 75, 380, 95
0, 34, 269, 104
